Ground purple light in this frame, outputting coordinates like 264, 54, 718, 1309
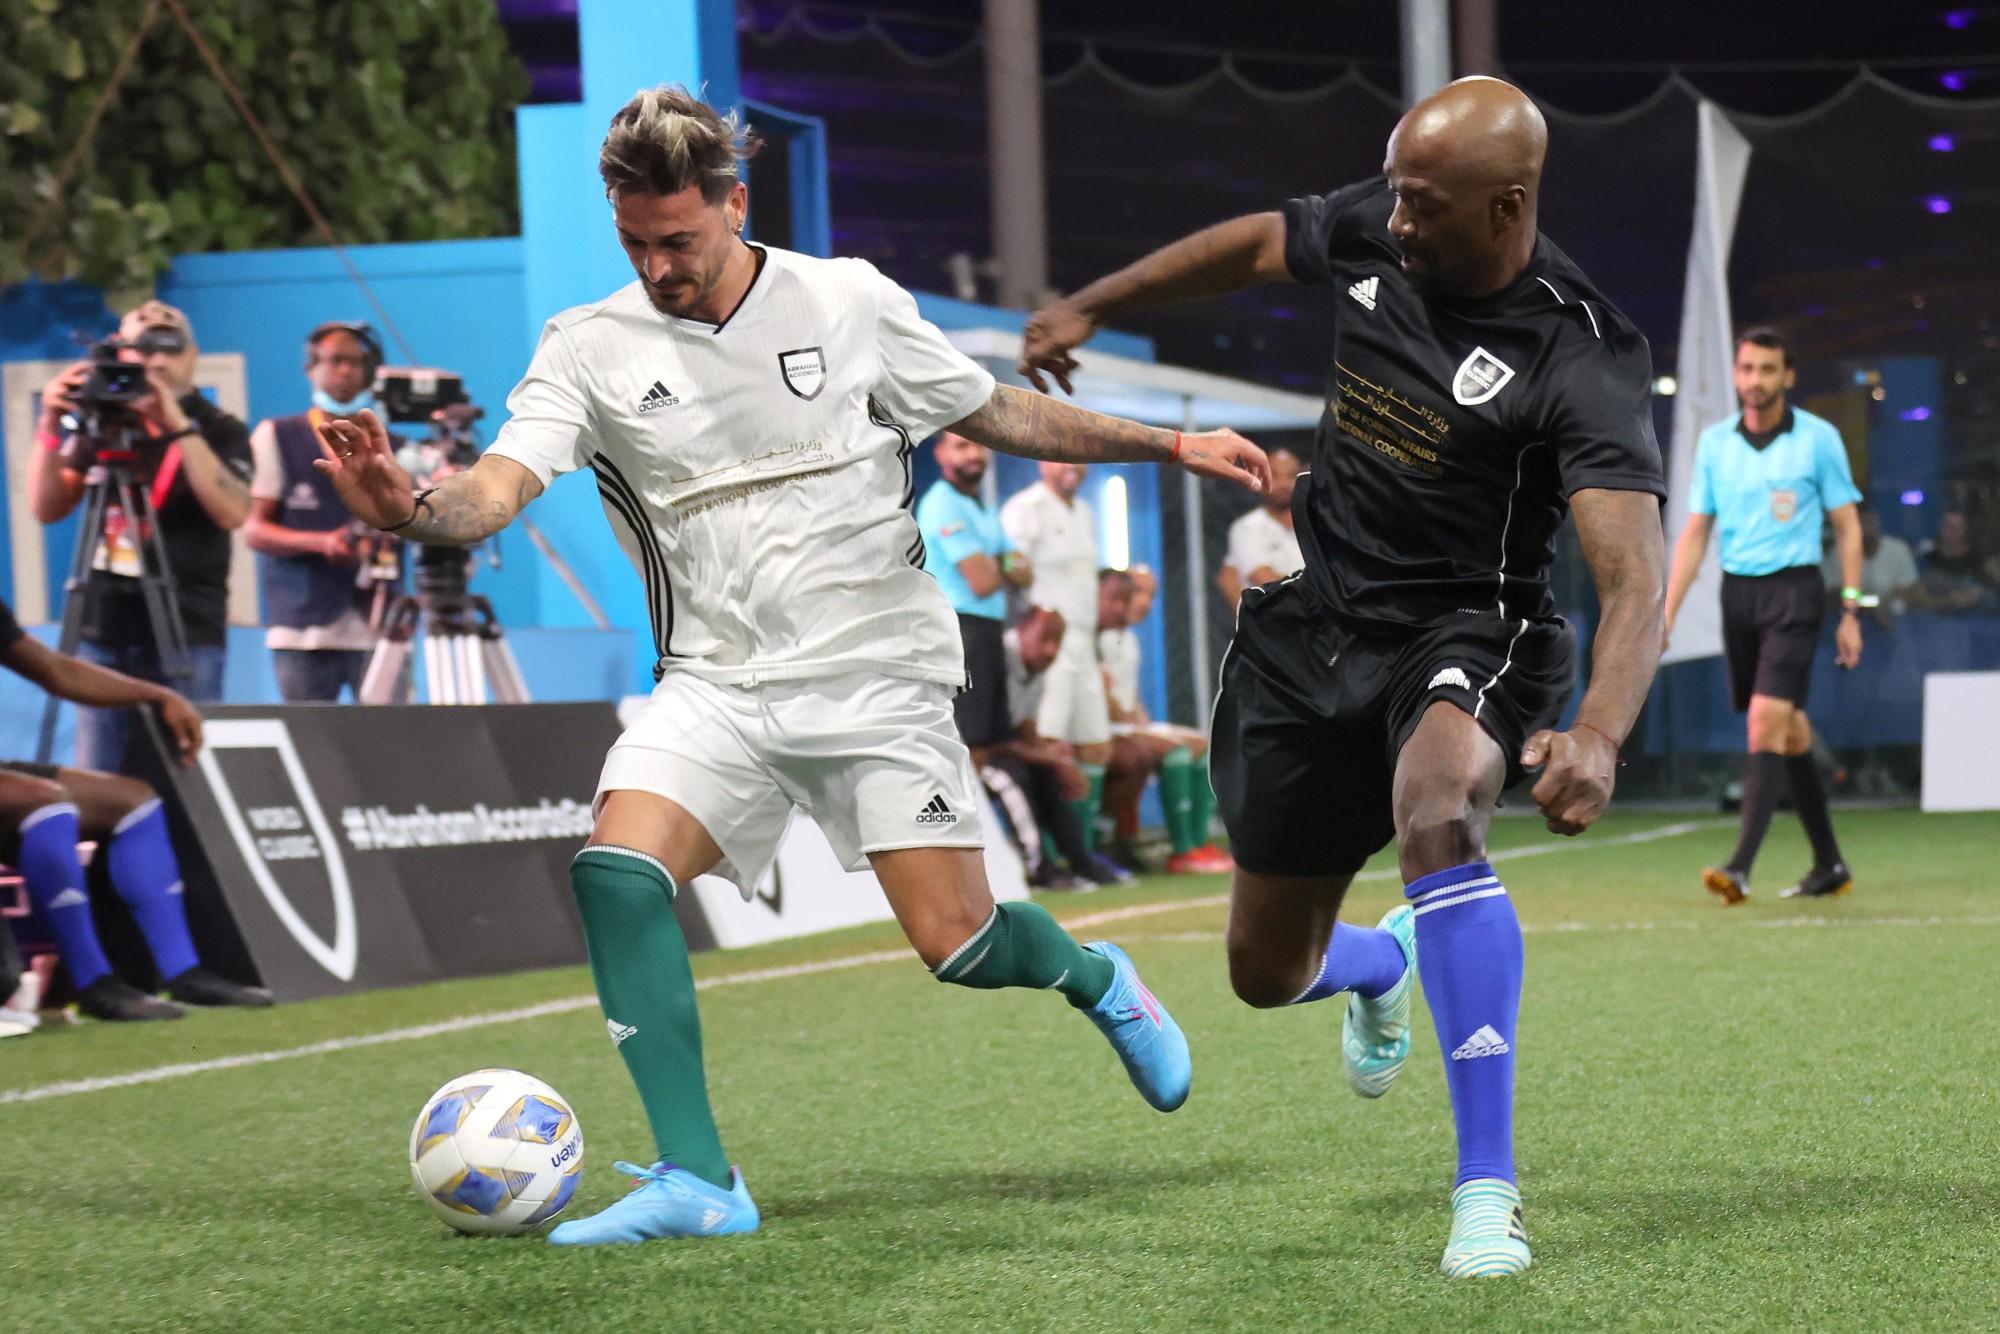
1927, 195, 1954, 214
1944, 8, 1975, 28
1930, 134, 1956, 152
1941, 71, 1967, 91
1901, 490, 1926, 506
1901, 406, 1933, 421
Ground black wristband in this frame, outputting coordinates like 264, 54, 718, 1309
382, 486, 438, 533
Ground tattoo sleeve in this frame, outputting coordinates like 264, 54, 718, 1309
393, 461, 532, 546
950, 384, 1174, 465
1569, 488, 1669, 744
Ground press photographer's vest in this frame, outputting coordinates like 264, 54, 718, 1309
262, 413, 367, 630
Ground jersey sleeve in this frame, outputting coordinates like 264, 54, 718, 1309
1282, 177, 1387, 285
871, 274, 997, 437
1688, 430, 1716, 517
1222, 513, 1254, 572
248, 421, 285, 502
1812, 422, 1863, 511
924, 489, 987, 566
1544, 327, 1667, 501
1000, 492, 1039, 560
484, 320, 596, 486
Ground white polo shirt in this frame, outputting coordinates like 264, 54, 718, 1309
1000, 482, 1099, 656
1224, 506, 1304, 584
486, 245, 995, 688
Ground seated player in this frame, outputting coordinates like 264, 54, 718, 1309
0, 596, 272, 1020
980, 607, 1128, 889
1096, 566, 1231, 874
316, 87, 1269, 1245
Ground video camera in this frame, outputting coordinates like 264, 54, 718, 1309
375, 366, 483, 474
74, 325, 188, 415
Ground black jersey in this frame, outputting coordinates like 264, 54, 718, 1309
1281, 177, 1665, 634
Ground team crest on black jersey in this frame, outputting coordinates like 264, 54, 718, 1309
779, 347, 827, 400
1452, 347, 1516, 406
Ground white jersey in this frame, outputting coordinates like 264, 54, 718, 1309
487, 246, 995, 687
1000, 482, 1099, 650
1097, 626, 1141, 716
1224, 505, 1304, 583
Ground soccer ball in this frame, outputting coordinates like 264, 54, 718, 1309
409, 1068, 585, 1235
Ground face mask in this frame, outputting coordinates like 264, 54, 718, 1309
313, 388, 375, 416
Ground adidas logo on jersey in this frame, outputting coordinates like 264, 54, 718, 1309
1428, 666, 1473, 692
606, 1018, 638, 1047
915, 794, 958, 825
1347, 275, 1379, 310
1450, 1024, 1511, 1060
637, 380, 680, 413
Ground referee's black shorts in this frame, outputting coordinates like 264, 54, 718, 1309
951, 612, 1012, 748
1721, 566, 1825, 712
1211, 580, 1576, 878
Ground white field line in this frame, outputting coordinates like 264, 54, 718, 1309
1123, 915, 2000, 945
0, 822, 1719, 1107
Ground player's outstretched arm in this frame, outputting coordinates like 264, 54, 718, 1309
1522, 488, 1667, 836
951, 384, 1270, 493
313, 411, 543, 545
1020, 213, 1292, 394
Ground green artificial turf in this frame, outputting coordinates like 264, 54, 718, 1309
4, 809, 1997, 1331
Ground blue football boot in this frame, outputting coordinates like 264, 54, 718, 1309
546, 1161, 759, 1245
1081, 941, 1192, 1112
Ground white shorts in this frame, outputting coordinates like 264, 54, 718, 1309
1035, 648, 1112, 747
597, 671, 986, 892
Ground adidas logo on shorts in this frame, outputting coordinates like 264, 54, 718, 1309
637, 380, 680, 413
1428, 666, 1473, 692
915, 794, 958, 825
1450, 1024, 1511, 1061
606, 1018, 638, 1047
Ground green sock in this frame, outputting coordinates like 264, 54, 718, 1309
570, 847, 732, 1189
1070, 762, 1107, 855
1159, 747, 1199, 855
1187, 755, 1216, 851
932, 901, 1116, 1007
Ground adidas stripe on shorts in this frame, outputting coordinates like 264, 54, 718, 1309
598, 670, 985, 895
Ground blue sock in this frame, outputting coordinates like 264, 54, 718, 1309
1289, 922, 1408, 1003
107, 798, 199, 981
1407, 861, 1522, 1186
17, 803, 112, 991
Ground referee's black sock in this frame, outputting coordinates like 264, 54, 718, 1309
1784, 753, 1844, 871
1726, 751, 1786, 876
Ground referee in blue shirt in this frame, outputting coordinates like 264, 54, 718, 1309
1665, 327, 1864, 903
917, 431, 1034, 750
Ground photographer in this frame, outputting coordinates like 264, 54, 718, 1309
28, 300, 253, 771
244, 322, 395, 701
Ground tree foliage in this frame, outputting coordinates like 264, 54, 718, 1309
0, 0, 529, 300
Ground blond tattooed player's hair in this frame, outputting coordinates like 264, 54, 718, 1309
598, 85, 760, 202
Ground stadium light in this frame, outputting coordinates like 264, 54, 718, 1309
1653, 375, 1678, 397
1902, 490, 1926, 505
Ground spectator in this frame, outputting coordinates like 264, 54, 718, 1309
1909, 511, 1999, 615
1217, 445, 1305, 609
977, 607, 1131, 889
1097, 566, 1232, 874
0, 592, 272, 1022
245, 322, 397, 702
1821, 500, 1918, 621
28, 300, 253, 770
1001, 462, 1114, 852
916, 431, 1033, 754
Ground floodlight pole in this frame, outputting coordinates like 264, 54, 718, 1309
1400, 0, 1453, 106
984, 0, 1049, 309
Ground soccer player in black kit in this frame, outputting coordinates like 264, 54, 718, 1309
1023, 78, 1668, 1276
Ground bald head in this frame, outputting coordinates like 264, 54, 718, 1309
1384, 78, 1547, 299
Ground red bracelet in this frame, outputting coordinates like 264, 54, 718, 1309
1574, 721, 1620, 749
1170, 430, 1183, 463
35, 427, 62, 453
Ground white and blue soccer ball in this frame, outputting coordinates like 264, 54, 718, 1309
409, 1068, 584, 1235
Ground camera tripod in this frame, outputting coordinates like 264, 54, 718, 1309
35, 436, 192, 763
358, 545, 528, 705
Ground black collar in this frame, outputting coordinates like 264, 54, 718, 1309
1737, 405, 1794, 451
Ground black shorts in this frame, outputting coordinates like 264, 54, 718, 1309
0, 759, 60, 780
1721, 567, 1824, 712
1212, 581, 1576, 877
952, 613, 1012, 748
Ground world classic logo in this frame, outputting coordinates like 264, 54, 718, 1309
195, 719, 358, 981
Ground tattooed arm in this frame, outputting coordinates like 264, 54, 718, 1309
950, 384, 1271, 493
311, 411, 543, 545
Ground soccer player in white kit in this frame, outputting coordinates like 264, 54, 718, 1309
315, 87, 1270, 1245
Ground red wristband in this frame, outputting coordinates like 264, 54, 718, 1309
36, 427, 63, 453
1574, 721, 1620, 749
1170, 430, 1182, 463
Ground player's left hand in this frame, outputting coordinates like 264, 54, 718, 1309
1177, 428, 1270, 494
153, 690, 204, 766
1834, 612, 1862, 669
1520, 725, 1618, 836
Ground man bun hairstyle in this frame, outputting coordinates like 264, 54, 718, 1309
599, 85, 760, 202
1736, 324, 1792, 369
